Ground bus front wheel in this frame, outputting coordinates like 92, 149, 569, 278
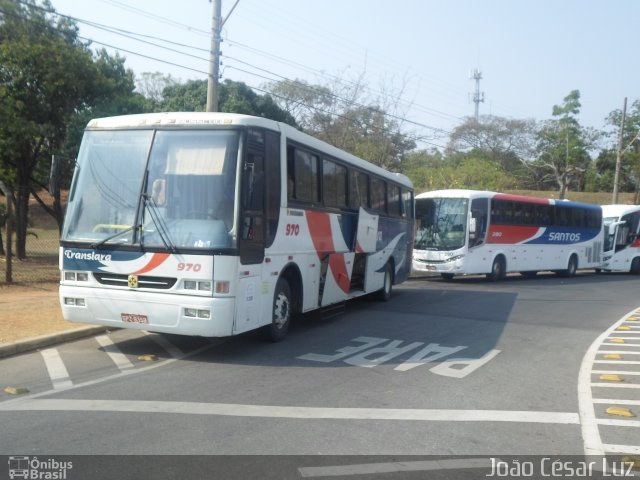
263, 278, 292, 342
486, 256, 506, 281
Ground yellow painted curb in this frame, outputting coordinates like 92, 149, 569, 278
609, 338, 626, 343
604, 354, 623, 360
600, 374, 624, 382
606, 407, 635, 417
3, 386, 29, 395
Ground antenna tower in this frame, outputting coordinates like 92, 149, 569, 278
470, 69, 485, 121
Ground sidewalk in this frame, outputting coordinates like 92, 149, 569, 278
0, 283, 105, 358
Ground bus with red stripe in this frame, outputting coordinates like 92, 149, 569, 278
601, 204, 640, 274
60, 113, 413, 340
412, 189, 603, 280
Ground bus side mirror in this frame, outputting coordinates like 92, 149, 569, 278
469, 217, 477, 238
608, 221, 623, 236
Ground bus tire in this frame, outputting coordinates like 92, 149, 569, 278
486, 256, 506, 281
376, 262, 394, 301
557, 255, 578, 277
263, 278, 292, 342
630, 257, 640, 275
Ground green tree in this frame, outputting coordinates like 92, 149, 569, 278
266, 77, 416, 169
446, 115, 537, 172
604, 99, 640, 201
0, 0, 107, 257
160, 79, 297, 126
535, 90, 595, 198
136, 71, 177, 106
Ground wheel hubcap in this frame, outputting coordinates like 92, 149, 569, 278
274, 293, 289, 328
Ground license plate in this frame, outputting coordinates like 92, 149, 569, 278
121, 313, 149, 324
426, 265, 436, 271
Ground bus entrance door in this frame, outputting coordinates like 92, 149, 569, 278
351, 208, 379, 291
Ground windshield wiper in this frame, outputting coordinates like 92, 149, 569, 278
142, 194, 176, 253
91, 224, 139, 249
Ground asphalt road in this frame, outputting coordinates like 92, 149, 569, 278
1, 271, 639, 479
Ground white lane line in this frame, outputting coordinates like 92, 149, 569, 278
578, 319, 623, 456
0, 398, 580, 424
39, 349, 72, 390
594, 360, 640, 365
298, 458, 492, 478
590, 383, 640, 389
141, 331, 184, 358
592, 370, 640, 375
95, 334, 134, 371
593, 399, 640, 405
597, 419, 640, 428
602, 444, 640, 454
598, 351, 640, 355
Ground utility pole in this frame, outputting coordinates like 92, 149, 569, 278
470, 69, 485, 122
206, 0, 222, 112
612, 97, 627, 204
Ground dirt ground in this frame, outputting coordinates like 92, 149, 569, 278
0, 282, 87, 345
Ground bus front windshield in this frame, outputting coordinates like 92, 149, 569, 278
415, 197, 469, 251
62, 129, 240, 250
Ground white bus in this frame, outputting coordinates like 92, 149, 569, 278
60, 112, 413, 340
601, 204, 640, 274
412, 189, 603, 280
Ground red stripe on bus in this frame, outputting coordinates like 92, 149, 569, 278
306, 210, 335, 255
487, 225, 540, 244
132, 253, 171, 274
493, 193, 550, 205
329, 253, 351, 293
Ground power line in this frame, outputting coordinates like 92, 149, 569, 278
10, 0, 451, 148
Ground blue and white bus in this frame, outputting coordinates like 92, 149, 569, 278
601, 204, 640, 274
59, 113, 413, 340
412, 189, 603, 280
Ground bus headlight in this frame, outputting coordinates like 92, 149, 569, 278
184, 280, 213, 292
447, 255, 465, 262
64, 271, 90, 281
64, 297, 86, 306
184, 308, 211, 318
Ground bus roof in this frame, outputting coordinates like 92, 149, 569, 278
415, 189, 601, 211
85, 112, 412, 189
601, 204, 640, 218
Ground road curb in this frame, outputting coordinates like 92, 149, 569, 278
0, 326, 108, 359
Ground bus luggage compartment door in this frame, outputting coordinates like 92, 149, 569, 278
354, 207, 379, 253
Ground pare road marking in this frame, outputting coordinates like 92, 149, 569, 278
298, 336, 500, 378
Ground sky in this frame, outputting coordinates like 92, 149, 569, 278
48, 0, 639, 150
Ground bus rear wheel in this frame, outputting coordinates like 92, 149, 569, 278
376, 262, 394, 301
262, 278, 291, 342
630, 257, 640, 275
557, 255, 577, 277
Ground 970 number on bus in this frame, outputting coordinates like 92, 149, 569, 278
177, 263, 202, 272
285, 224, 300, 236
